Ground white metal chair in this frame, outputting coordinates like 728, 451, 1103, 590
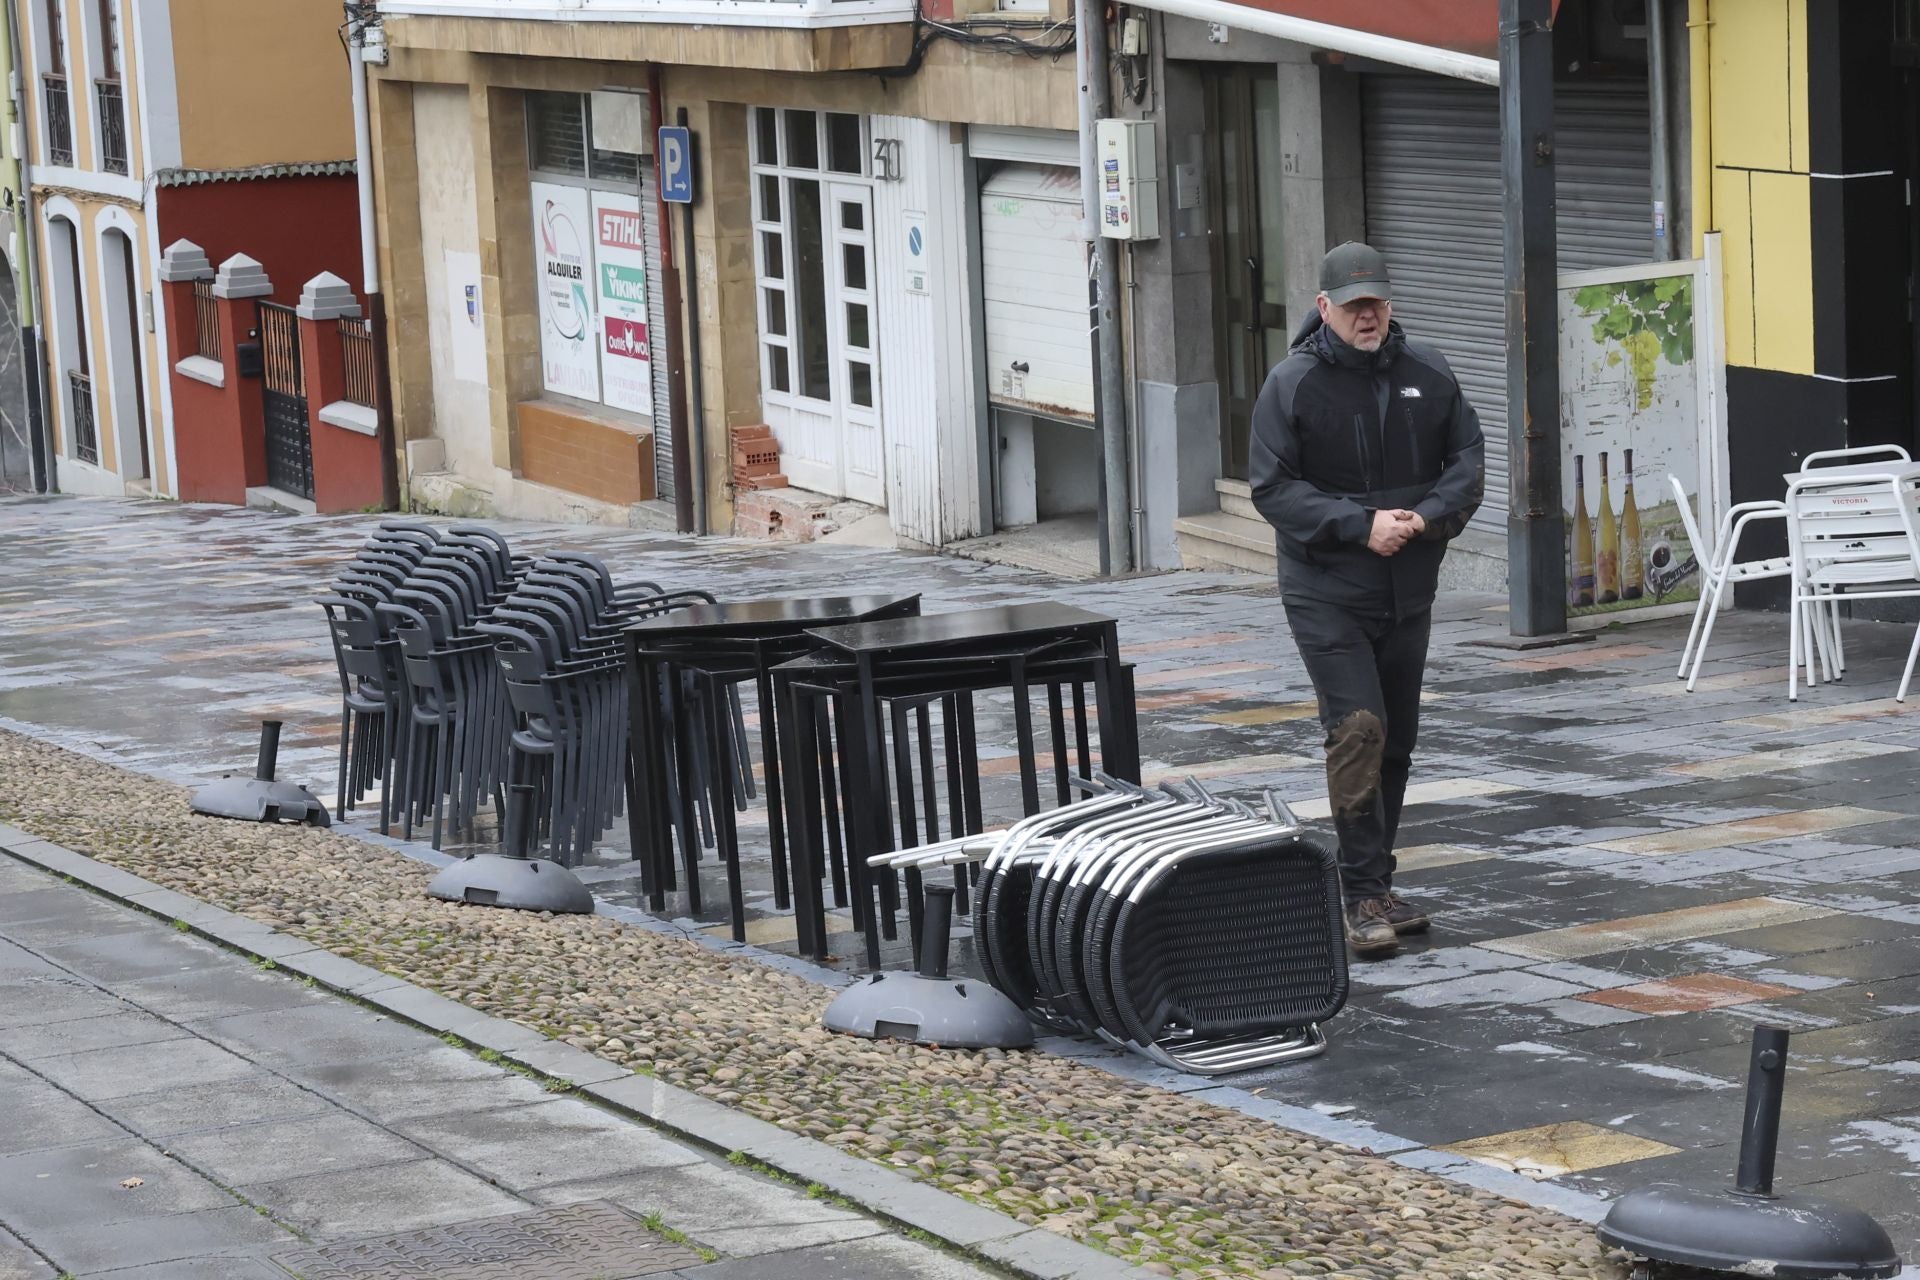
1782, 447, 1910, 683
1801, 444, 1911, 472
1671, 475, 1798, 691
1785, 470, 1920, 702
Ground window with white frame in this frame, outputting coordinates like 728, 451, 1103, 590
749, 107, 873, 407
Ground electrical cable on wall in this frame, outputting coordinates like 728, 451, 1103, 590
876, 0, 1076, 82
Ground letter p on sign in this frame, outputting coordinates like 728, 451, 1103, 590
659, 127, 693, 204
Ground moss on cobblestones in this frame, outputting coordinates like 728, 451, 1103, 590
0, 728, 1627, 1280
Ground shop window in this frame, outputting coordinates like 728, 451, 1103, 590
526, 90, 658, 419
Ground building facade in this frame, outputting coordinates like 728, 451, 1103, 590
0, 0, 42, 494
14, 0, 363, 505
366, 0, 1081, 544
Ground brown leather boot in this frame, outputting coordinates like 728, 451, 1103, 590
1385, 892, 1430, 935
1344, 896, 1399, 958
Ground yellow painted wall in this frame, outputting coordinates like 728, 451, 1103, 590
1704, 0, 1813, 376
170, 0, 355, 170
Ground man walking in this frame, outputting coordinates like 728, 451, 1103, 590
1249, 243, 1485, 959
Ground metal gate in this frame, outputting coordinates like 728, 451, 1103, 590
258, 302, 313, 499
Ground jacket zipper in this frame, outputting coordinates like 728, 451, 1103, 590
1352, 413, 1370, 489
1406, 402, 1421, 476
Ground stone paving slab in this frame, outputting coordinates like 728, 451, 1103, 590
0, 851, 1150, 1280
6, 497, 1920, 1261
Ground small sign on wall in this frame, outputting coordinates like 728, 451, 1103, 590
904, 210, 928, 295
530, 181, 600, 401
444, 248, 486, 385
591, 191, 653, 416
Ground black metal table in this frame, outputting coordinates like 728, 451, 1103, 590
622, 593, 920, 940
774, 602, 1140, 964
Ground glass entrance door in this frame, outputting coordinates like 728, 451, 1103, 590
751, 108, 884, 503
1206, 67, 1288, 481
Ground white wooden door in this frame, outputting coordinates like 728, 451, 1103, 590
749, 109, 885, 505
830, 183, 884, 506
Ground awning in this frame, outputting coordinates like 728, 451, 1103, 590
1128, 0, 1558, 84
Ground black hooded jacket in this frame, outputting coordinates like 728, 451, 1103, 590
1248, 312, 1485, 618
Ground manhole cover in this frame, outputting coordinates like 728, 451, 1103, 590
272, 1201, 704, 1280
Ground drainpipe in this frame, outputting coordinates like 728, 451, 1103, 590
1647, 0, 1672, 260
1688, 0, 1711, 258
1078, 0, 1132, 575
346, 1, 399, 509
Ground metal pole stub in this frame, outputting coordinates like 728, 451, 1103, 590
255, 720, 283, 782
1735, 1025, 1791, 1197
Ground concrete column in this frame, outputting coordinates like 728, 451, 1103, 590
474, 86, 537, 476
298, 273, 383, 514
157, 240, 232, 504
686, 98, 758, 533
1276, 61, 1366, 326
211, 254, 273, 496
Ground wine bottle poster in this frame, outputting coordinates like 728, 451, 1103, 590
1556, 260, 1712, 617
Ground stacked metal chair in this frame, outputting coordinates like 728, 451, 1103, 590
867, 777, 1348, 1074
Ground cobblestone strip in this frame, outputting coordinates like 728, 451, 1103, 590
0, 728, 1629, 1280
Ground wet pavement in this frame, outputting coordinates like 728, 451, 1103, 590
3, 494, 1920, 1257
0, 855, 996, 1280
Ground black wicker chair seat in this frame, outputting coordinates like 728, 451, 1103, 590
1100, 838, 1347, 1073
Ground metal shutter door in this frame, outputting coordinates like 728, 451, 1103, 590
1361, 75, 1650, 533
641, 160, 674, 501
980, 164, 1094, 421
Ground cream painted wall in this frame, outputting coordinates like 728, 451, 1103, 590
169, 0, 355, 170
411, 83, 491, 484
33, 197, 166, 492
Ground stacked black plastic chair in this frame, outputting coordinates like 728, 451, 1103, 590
372, 527, 527, 849
867, 777, 1347, 1074
478, 559, 716, 867
316, 519, 443, 833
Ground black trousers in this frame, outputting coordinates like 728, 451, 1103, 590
1282, 598, 1433, 903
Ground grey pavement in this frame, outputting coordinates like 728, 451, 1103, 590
0, 855, 999, 1280
5, 496, 1920, 1258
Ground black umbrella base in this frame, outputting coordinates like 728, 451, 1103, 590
427, 854, 596, 914
191, 777, 332, 827
823, 971, 1035, 1050
1598, 1181, 1902, 1279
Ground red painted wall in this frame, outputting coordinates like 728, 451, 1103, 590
156, 175, 361, 305
1217, 0, 1559, 60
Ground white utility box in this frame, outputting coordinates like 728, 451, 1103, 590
1095, 119, 1159, 241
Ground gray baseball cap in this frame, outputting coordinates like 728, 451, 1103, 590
1319, 242, 1393, 305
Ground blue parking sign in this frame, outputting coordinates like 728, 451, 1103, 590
658, 127, 694, 204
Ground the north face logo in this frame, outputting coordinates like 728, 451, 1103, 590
1399, 386, 1422, 398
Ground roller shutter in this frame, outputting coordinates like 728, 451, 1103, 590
1361, 74, 1652, 532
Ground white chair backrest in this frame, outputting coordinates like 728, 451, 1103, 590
1669, 474, 1709, 561
1802, 445, 1912, 471
1786, 473, 1920, 584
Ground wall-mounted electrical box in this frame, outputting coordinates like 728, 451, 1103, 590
1095, 119, 1159, 241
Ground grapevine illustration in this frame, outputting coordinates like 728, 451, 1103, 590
1573, 276, 1692, 411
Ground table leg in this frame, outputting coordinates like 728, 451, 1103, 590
756, 661, 792, 912
704, 674, 747, 943
1010, 657, 1041, 817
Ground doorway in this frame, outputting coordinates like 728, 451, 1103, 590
101, 228, 149, 482
1205, 66, 1288, 482
751, 108, 885, 507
